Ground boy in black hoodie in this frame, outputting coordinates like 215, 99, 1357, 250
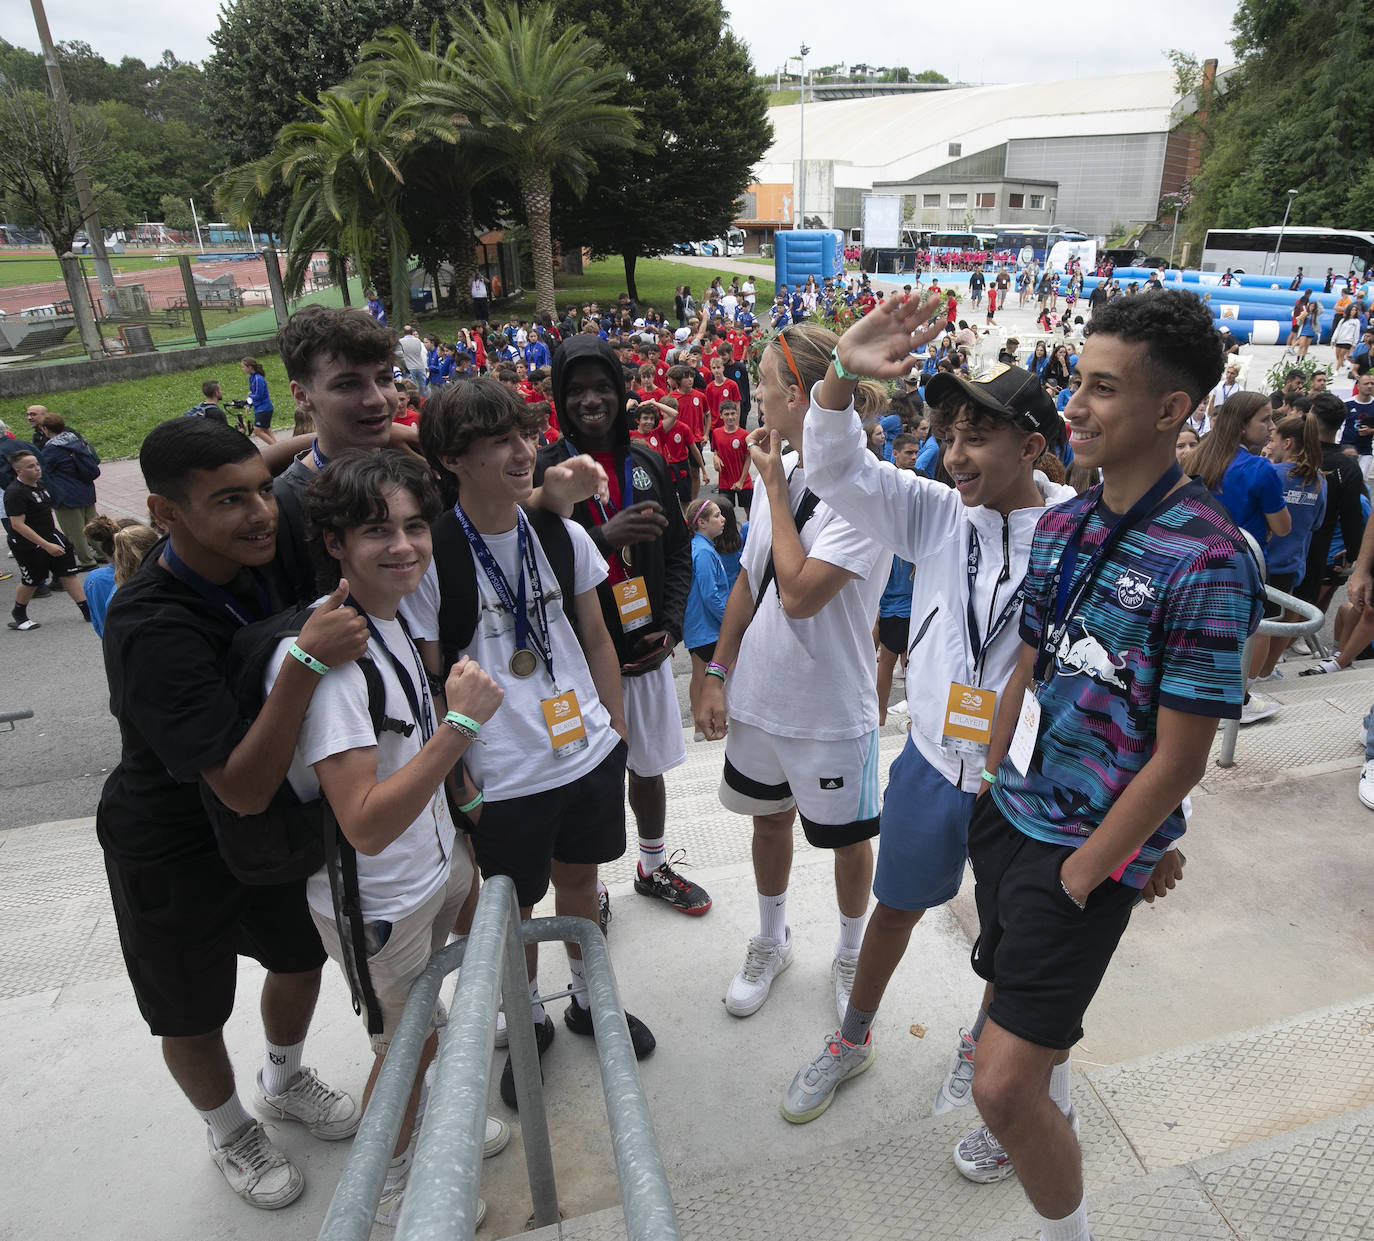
535, 337, 710, 916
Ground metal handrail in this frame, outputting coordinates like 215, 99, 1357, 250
319, 874, 680, 1241
0, 708, 33, 732
1215, 582, 1325, 767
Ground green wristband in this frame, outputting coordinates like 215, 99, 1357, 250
830, 345, 859, 381
444, 711, 482, 737
456, 790, 484, 815
287, 642, 329, 676
980, 768, 997, 784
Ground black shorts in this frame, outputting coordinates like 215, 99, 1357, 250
104, 848, 326, 1038
9, 534, 78, 584
718, 487, 753, 514
252, 407, 274, 429
877, 614, 911, 656
689, 641, 716, 662
967, 795, 1136, 1050
470, 740, 628, 906
1262, 570, 1296, 620
667, 460, 690, 504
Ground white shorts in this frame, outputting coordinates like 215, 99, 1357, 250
720, 718, 882, 848
621, 660, 686, 778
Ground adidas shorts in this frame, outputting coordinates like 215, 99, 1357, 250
720, 718, 881, 849
621, 660, 686, 779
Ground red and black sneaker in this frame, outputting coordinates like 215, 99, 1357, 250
633, 849, 711, 915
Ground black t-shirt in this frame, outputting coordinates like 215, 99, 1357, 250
96, 555, 266, 866
4, 479, 58, 542
272, 455, 319, 607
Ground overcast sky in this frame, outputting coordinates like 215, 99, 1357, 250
8, 0, 1240, 84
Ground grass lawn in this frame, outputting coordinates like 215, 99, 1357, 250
0, 250, 191, 289
0, 355, 292, 459
0, 258, 774, 458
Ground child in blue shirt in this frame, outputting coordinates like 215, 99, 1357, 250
683, 498, 730, 730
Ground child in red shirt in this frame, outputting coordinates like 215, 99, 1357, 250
628, 404, 667, 458
666, 365, 707, 498
657, 396, 692, 505
703, 354, 742, 435
709, 402, 752, 515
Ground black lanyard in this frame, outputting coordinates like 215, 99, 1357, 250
964, 527, 1024, 673
162, 544, 269, 627
453, 503, 555, 683
1034, 463, 1182, 684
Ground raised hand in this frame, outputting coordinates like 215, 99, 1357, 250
834, 291, 948, 380
444, 655, 504, 725
297, 578, 369, 668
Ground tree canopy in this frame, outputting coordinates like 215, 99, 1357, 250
550, 0, 772, 302
1188, 0, 1374, 248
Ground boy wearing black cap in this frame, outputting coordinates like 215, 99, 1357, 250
781, 295, 1077, 1125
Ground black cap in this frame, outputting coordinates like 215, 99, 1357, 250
925, 363, 1060, 441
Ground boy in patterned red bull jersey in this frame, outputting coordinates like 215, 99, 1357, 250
954, 290, 1263, 1241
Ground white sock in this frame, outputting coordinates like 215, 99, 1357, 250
199, 1094, 254, 1148
758, 890, 787, 943
261, 1038, 304, 1096
836, 912, 865, 955
528, 974, 547, 1025
1038, 1193, 1090, 1241
638, 837, 665, 876
568, 956, 588, 1008
596, 877, 609, 898
1049, 1056, 1072, 1117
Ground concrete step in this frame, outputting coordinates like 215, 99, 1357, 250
513, 996, 1374, 1240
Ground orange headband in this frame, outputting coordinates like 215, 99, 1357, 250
775, 330, 804, 393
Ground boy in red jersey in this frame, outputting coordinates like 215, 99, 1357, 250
666, 366, 707, 498
704, 354, 742, 435
710, 402, 753, 514
629, 403, 667, 458
657, 396, 692, 505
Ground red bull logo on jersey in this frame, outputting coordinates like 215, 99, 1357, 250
1055, 625, 1129, 689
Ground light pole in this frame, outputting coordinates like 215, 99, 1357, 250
796, 44, 810, 229
1271, 189, 1298, 278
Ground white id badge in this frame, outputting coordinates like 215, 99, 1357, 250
1006, 688, 1041, 778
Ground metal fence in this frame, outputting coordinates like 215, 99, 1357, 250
320, 874, 681, 1241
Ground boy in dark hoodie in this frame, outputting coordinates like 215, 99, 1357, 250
534, 336, 710, 917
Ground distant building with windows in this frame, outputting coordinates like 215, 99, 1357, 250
742, 62, 1220, 242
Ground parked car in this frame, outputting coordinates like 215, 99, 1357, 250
668, 241, 697, 256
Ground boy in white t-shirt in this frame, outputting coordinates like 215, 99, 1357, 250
404, 378, 655, 1111
267, 449, 505, 1226
696, 323, 888, 1022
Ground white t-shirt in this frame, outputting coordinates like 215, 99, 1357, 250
741, 280, 756, 306
401, 516, 618, 800
726, 453, 887, 740
268, 613, 456, 922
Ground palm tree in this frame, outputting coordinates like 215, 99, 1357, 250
418, 2, 641, 319
216, 85, 453, 322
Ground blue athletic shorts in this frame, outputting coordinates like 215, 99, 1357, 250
872, 738, 976, 911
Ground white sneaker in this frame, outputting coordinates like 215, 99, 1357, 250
255, 1067, 360, 1140
933, 1028, 977, 1114
208, 1121, 304, 1210
725, 928, 793, 1017
1359, 760, 1374, 811
1239, 692, 1280, 725
890, 699, 910, 718
484, 1113, 510, 1158
494, 1004, 508, 1047
375, 1151, 412, 1227
830, 949, 859, 1024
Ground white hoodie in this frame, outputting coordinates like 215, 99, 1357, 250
802, 385, 1078, 793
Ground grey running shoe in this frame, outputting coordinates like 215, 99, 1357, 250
933, 1028, 977, 1115
780, 1031, 875, 1123
208, 1121, 304, 1210
953, 1106, 1078, 1183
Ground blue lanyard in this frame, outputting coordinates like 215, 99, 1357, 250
964, 527, 1024, 673
351, 602, 434, 742
162, 543, 269, 627
452, 503, 555, 683
1035, 463, 1182, 684
563, 439, 636, 522
311, 439, 329, 472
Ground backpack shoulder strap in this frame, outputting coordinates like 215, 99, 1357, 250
752, 488, 822, 617
523, 505, 577, 616
431, 509, 479, 669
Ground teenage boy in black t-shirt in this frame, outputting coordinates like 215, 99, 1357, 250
4, 447, 88, 630
97, 418, 369, 1210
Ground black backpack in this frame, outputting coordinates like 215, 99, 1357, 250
430, 504, 578, 669
202, 603, 414, 1033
